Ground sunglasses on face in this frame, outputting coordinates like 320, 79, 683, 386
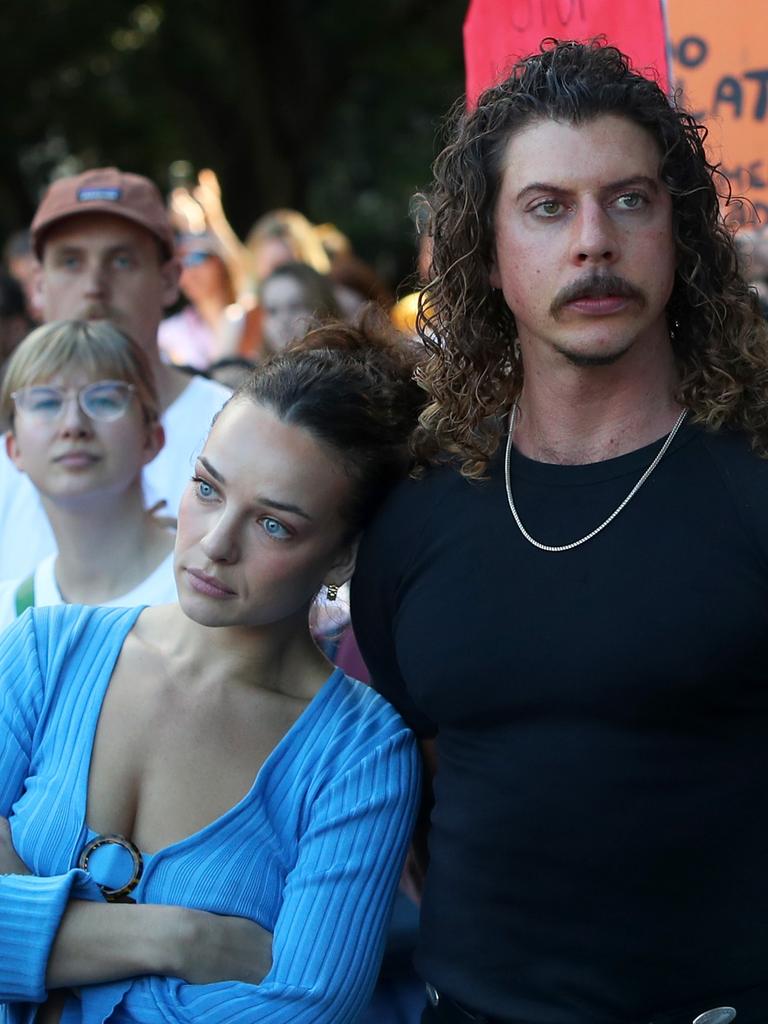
181, 250, 215, 268
11, 380, 136, 423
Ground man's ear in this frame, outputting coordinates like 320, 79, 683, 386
325, 536, 359, 589
160, 257, 181, 311
5, 430, 24, 472
30, 264, 45, 320
143, 421, 165, 465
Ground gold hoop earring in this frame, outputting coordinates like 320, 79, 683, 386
326, 583, 338, 602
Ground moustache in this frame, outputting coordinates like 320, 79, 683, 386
550, 274, 645, 318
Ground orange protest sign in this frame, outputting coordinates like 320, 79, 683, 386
463, 0, 668, 107
666, 0, 768, 225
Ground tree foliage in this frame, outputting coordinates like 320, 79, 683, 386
3, 0, 466, 285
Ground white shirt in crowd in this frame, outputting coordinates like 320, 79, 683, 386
0, 374, 231, 581
0, 549, 177, 630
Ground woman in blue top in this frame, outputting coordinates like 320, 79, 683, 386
0, 310, 423, 1024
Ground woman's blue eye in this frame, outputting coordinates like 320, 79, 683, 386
29, 394, 62, 413
261, 517, 290, 539
193, 477, 216, 500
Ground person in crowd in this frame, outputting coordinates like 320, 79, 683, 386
3, 230, 40, 321
158, 233, 260, 369
734, 225, 768, 318
0, 167, 231, 581
171, 180, 384, 341
390, 199, 434, 340
260, 262, 341, 356
246, 209, 331, 284
352, 40, 768, 1023
0, 272, 33, 388
0, 311, 423, 1024
0, 320, 176, 625
315, 222, 395, 317
175, 167, 255, 301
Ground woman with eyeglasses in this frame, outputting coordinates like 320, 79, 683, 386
158, 233, 261, 370
0, 309, 422, 1024
0, 319, 176, 627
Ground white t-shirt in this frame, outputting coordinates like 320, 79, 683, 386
0, 374, 230, 581
0, 549, 177, 631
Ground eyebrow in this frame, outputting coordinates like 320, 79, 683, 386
515, 175, 661, 203
257, 497, 313, 521
197, 457, 312, 520
198, 456, 226, 483
51, 243, 137, 259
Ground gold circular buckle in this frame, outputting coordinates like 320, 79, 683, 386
77, 833, 143, 903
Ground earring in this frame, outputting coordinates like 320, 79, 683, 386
326, 583, 338, 602
667, 312, 681, 343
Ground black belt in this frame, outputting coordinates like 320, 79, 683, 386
424, 985, 758, 1024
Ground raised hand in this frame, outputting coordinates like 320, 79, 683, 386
193, 169, 225, 222
169, 187, 207, 235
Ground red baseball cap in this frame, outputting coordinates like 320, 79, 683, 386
30, 167, 174, 259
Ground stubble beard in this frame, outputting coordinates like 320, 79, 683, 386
553, 338, 635, 367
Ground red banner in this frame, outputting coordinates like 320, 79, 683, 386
463, 0, 669, 106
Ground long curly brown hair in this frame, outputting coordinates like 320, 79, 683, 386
413, 39, 768, 477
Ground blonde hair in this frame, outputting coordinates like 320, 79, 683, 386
1, 320, 159, 427
246, 209, 331, 279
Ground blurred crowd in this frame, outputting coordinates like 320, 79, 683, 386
0, 165, 427, 400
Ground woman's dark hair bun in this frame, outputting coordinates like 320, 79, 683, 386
234, 304, 425, 533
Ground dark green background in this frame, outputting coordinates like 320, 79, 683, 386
2, 1, 467, 291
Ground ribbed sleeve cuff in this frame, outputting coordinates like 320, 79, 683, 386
0, 869, 103, 1001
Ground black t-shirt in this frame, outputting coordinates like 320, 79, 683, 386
352, 424, 768, 1023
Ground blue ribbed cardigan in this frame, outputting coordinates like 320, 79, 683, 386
0, 605, 420, 1023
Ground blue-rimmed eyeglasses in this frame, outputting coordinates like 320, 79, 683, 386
181, 250, 214, 268
11, 380, 136, 422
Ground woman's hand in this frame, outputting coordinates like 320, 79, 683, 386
0, 816, 30, 875
169, 187, 207, 235
193, 169, 225, 222
175, 908, 273, 986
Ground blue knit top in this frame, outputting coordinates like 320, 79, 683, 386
0, 605, 420, 1024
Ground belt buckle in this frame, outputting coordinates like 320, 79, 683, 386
77, 832, 143, 903
691, 1010, 737, 1024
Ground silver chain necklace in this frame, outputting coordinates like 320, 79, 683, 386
504, 405, 688, 553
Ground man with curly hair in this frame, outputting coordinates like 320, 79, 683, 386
353, 40, 768, 1024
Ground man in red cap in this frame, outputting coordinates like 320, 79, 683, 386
0, 168, 231, 579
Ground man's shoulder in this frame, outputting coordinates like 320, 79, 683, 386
166, 372, 231, 422
359, 458, 496, 575
694, 424, 768, 488
377, 458, 494, 519
690, 425, 768, 559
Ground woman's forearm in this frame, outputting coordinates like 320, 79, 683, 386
46, 901, 183, 988
4, 819, 183, 992
46, 901, 273, 990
